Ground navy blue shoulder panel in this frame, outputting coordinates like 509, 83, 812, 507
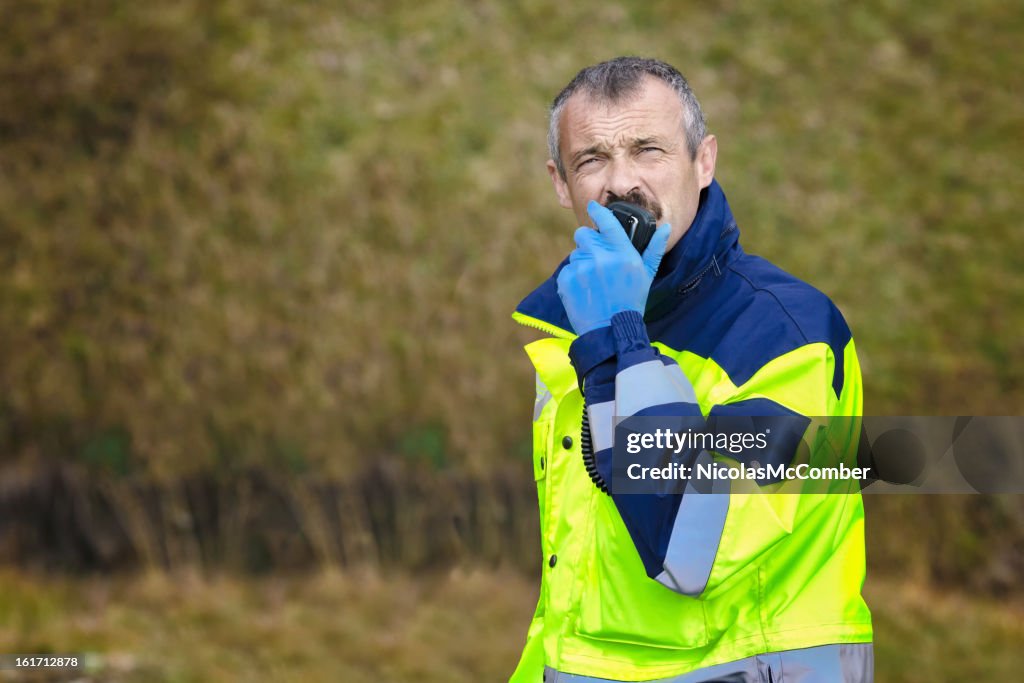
653, 253, 852, 399
515, 257, 573, 333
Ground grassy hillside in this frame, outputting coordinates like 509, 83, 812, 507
2, 6, 1021, 680
0, 568, 1021, 682
2, 1, 1022, 476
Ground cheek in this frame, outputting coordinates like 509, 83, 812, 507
571, 174, 604, 199
657, 168, 698, 207
568, 179, 603, 214
655, 165, 692, 190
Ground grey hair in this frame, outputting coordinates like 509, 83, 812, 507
547, 56, 707, 179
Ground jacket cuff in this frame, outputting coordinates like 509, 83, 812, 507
569, 326, 616, 387
611, 310, 651, 355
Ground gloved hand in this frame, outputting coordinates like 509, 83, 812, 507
557, 200, 671, 335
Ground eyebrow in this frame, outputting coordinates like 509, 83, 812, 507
570, 136, 668, 166
570, 145, 604, 166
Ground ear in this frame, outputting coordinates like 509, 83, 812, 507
547, 159, 573, 209
695, 134, 718, 190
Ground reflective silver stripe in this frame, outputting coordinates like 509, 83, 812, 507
656, 452, 730, 596
664, 363, 698, 405
544, 642, 873, 682
534, 373, 552, 422
587, 400, 615, 453
615, 360, 697, 417
774, 643, 874, 682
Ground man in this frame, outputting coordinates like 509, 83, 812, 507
511, 57, 872, 682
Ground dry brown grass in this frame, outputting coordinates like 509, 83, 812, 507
1, 567, 1022, 682
0, 567, 538, 682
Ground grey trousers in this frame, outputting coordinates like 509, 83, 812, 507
544, 643, 873, 683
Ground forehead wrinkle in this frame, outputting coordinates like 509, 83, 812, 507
561, 93, 685, 160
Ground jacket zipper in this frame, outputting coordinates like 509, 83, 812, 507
677, 258, 718, 297
512, 311, 576, 340
512, 311, 614, 495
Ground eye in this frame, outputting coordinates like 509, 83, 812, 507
639, 146, 662, 154
575, 157, 600, 171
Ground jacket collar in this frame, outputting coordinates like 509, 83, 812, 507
514, 179, 741, 335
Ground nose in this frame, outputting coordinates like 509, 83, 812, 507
603, 156, 642, 202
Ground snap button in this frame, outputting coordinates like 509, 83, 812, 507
540, 457, 545, 470
562, 435, 573, 449
549, 554, 558, 568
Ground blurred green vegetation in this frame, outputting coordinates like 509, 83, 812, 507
0, 568, 1021, 682
2, 6, 1021, 679
1, 0, 1022, 478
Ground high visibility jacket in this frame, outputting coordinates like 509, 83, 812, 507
510, 181, 872, 682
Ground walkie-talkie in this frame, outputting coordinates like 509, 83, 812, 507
607, 201, 657, 254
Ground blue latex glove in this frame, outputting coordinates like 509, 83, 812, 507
557, 200, 671, 335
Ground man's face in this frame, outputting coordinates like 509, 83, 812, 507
547, 76, 717, 252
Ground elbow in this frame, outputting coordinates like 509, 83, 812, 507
654, 559, 712, 598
